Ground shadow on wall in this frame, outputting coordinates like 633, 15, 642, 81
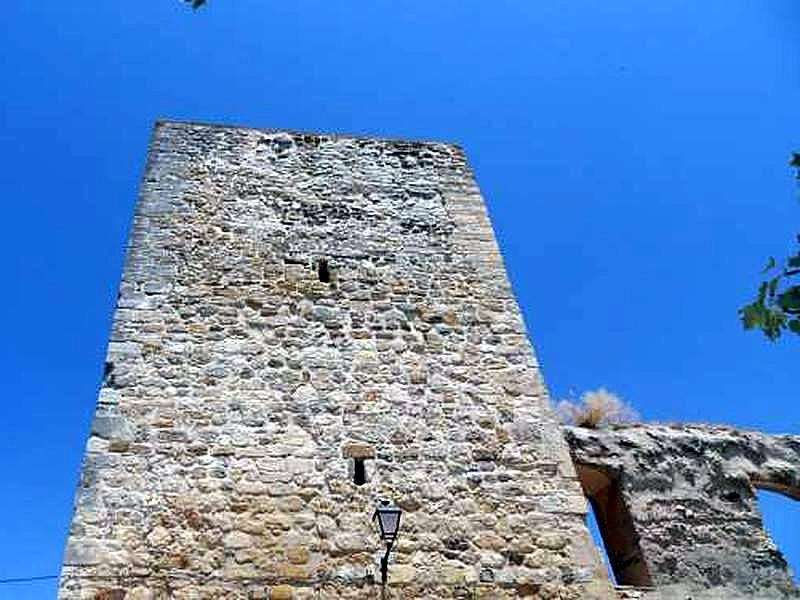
587, 501, 616, 586
577, 464, 652, 588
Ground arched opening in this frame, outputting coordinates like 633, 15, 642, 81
576, 464, 652, 588
586, 498, 617, 585
755, 485, 800, 585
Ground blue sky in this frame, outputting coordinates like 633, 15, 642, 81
1, 1, 799, 596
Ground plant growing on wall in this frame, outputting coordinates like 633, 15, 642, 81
739, 153, 800, 341
556, 388, 639, 429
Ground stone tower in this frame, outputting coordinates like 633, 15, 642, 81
60, 121, 613, 599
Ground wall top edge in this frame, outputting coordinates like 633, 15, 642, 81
153, 118, 466, 152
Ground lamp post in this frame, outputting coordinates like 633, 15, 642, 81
372, 499, 402, 585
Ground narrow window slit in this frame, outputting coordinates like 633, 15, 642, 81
103, 362, 115, 386
317, 259, 331, 283
353, 458, 366, 486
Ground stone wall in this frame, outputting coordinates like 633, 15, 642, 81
59, 121, 613, 599
565, 424, 800, 599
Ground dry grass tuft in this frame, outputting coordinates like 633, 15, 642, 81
556, 387, 639, 429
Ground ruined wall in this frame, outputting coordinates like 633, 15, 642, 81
566, 424, 800, 599
60, 121, 613, 599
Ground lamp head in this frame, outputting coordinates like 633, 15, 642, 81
372, 499, 402, 543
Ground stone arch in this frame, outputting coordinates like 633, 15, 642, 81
750, 472, 800, 584
565, 424, 800, 598
752, 473, 800, 502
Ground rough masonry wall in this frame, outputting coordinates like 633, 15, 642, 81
60, 121, 613, 599
566, 424, 800, 599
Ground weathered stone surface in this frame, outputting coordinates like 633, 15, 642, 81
566, 424, 800, 599
269, 585, 294, 600
58, 121, 611, 599
341, 441, 375, 459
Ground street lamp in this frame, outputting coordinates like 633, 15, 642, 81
372, 500, 402, 585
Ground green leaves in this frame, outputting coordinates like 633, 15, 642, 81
779, 287, 800, 312
741, 258, 800, 340
740, 298, 786, 341
739, 152, 800, 341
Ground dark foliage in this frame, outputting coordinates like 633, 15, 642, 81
740, 154, 800, 340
